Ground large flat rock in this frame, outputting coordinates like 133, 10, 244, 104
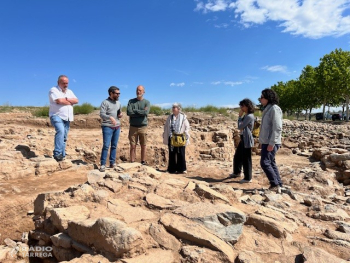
194, 184, 229, 203
160, 213, 236, 262
149, 223, 181, 251
302, 246, 346, 263
68, 217, 145, 261
174, 202, 246, 244
245, 213, 297, 238
145, 193, 187, 210
107, 199, 157, 224
50, 205, 90, 232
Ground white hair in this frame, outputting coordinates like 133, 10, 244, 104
172, 102, 182, 111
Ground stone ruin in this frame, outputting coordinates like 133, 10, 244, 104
0, 113, 350, 262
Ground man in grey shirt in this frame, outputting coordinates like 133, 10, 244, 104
99, 86, 123, 172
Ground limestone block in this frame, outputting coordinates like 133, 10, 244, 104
67, 217, 145, 261
50, 206, 90, 232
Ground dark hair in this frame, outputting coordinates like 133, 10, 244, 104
108, 86, 119, 95
261, 88, 279, 105
239, 98, 255, 114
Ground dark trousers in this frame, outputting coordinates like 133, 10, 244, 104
168, 139, 186, 173
260, 144, 282, 187
233, 139, 252, 180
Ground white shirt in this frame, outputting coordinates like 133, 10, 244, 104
49, 86, 77, 121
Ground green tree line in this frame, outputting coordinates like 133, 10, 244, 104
270, 48, 350, 121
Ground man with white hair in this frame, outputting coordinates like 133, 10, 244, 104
49, 75, 78, 161
127, 85, 150, 164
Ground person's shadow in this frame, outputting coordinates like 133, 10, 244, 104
187, 176, 241, 184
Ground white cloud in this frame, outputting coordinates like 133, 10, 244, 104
195, 0, 350, 38
154, 103, 173, 108
170, 82, 185, 87
211, 80, 243, 86
195, 0, 232, 13
214, 23, 229, 28
174, 69, 189, 75
193, 81, 204, 85
223, 81, 243, 86
72, 79, 77, 83
261, 65, 288, 73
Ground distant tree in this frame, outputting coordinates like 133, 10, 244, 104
325, 48, 350, 121
316, 53, 342, 120
298, 65, 321, 120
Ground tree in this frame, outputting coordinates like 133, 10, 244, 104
316, 53, 342, 120
324, 48, 350, 121
298, 65, 321, 120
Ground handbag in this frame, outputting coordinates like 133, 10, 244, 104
171, 133, 186, 147
252, 119, 260, 138
170, 114, 186, 147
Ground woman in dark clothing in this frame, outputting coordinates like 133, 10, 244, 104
230, 99, 255, 183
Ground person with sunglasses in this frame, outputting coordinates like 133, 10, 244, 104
230, 99, 255, 183
99, 86, 123, 172
259, 89, 283, 193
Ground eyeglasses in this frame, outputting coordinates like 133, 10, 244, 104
113, 92, 120, 95
260, 96, 265, 99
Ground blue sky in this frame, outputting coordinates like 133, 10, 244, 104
1, 0, 350, 109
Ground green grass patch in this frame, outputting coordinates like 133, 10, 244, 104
149, 105, 164, 116
74, 103, 95, 115
0, 102, 13, 113
32, 107, 49, 117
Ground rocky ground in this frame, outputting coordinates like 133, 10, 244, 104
0, 110, 350, 263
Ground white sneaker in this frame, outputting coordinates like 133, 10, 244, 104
182, 171, 187, 174
99, 165, 106, 172
239, 179, 252, 183
277, 185, 282, 194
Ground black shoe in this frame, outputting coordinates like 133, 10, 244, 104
229, 173, 241, 178
141, 161, 147, 165
54, 154, 63, 162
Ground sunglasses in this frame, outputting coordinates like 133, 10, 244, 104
113, 92, 120, 95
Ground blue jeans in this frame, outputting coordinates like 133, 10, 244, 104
260, 144, 282, 187
50, 115, 70, 158
100, 126, 121, 166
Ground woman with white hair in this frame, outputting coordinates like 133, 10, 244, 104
163, 103, 190, 174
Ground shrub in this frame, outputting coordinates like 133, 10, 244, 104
149, 105, 163, 116
74, 103, 95, 115
198, 105, 229, 116
182, 106, 199, 113
0, 102, 12, 113
33, 106, 49, 117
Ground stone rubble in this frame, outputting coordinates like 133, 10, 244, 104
1, 114, 350, 262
